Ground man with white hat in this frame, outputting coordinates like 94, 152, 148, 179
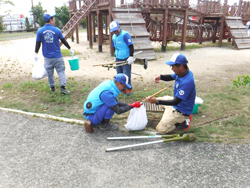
83, 73, 142, 133
110, 21, 134, 95
35, 13, 74, 94
146, 53, 196, 134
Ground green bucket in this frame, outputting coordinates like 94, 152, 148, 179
68, 57, 79, 71
192, 104, 200, 114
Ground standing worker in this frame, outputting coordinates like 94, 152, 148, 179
246, 20, 250, 35
34, 13, 74, 94
110, 21, 134, 96
83, 73, 142, 133
146, 53, 196, 134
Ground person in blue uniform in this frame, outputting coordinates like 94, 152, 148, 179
146, 53, 196, 134
35, 13, 74, 94
83, 73, 142, 133
110, 21, 134, 95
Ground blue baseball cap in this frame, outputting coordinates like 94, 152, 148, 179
114, 73, 132, 89
165, 53, 188, 65
43, 13, 56, 22
110, 21, 119, 32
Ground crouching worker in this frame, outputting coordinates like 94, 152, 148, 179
83, 73, 142, 133
146, 53, 196, 134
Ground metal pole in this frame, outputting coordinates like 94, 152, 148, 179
107, 134, 176, 140
106, 140, 164, 152
31, 0, 36, 30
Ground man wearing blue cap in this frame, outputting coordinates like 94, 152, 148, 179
83, 73, 142, 133
110, 21, 134, 96
35, 13, 74, 94
146, 53, 196, 134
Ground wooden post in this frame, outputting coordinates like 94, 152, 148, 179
181, 9, 188, 50
86, 15, 89, 41
237, 0, 243, 17
93, 14, 96, 43
218, 0, 228, 47
88, 14, 93, 49
97, 10, 103, 52
162, 8, 169, 52
70, 14, 74, 42
109, 7, 114, 56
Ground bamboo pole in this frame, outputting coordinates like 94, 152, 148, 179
142, 88, 167, 102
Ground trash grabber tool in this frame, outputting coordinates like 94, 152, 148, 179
114, 58, 148, 70
92, 51, 142, 67
106, 133, 197, 152
142, 87, 168, 102
107, 134, 179, 140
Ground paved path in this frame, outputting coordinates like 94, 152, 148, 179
0, 110, 249, 188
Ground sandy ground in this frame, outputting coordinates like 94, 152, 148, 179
0, 33, 250, 91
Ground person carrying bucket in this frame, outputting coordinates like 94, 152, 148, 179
110, 21, 134, 96
146, 53, 196, 134
34, 13, 74, 94
83, 73, 142, 133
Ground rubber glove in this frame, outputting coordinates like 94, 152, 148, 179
69, 49, 74, 56
34, 53, 38, 62
85, 120, 94, 133
132, 101, 142, 108
127, 56, 134, 64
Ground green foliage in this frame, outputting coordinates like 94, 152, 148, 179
0, 0, 14, 14
0, 16, 4, 32
25, 17, 33, 31
232, 74, 250, 87
30, 1, 47, 27
54, 17, 60, 27
55, 6, 69, 26
81, 18, 86, 28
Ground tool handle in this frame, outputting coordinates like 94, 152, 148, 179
142, 88, 168, 102
93, 61, 126, 67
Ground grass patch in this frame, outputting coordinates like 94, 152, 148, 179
61, 49, 81, 57
154, 41, 232, 52
0, 75, 250, 144
0, 32, 36, 41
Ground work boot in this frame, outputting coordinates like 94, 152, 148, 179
99, 119, 119, 131
60, 86, 70, 95
175, 115, 192, 131
50, 86, 55, 92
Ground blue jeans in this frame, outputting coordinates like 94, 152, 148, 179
115, 57, 132, 86
85, 104, 114, 125
44, 57, 67, 88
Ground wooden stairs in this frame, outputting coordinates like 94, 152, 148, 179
225, 16, 250, 49
61, 0, 97, 41
111, 8, 156, 60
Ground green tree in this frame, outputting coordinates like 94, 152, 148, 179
81, 18, 86, 28
25, 17, 33, 31
55, 5, 69, 26
55, 17, 60, 28
0, 0, 14, 14
0, 16, 5, 32
30, 1, 47, 27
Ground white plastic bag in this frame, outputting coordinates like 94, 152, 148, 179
125, 104, 148, 131
32, 61, 47, 80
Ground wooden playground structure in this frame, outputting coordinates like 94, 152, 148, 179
61, 0, 250, 59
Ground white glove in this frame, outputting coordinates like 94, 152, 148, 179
127, 56, 134, 64
69, 49, 74, 56
34, 53, 38, 62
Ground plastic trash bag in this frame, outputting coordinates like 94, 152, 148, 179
125, 104, 148, 131
32, 61, 47, 80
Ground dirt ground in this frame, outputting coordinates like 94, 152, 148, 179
1, 33, 250, 91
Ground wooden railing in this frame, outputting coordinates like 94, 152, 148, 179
67, 0, 250, 17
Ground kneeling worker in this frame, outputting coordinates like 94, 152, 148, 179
83, 73, 142, 133
146, 53, 196, 134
